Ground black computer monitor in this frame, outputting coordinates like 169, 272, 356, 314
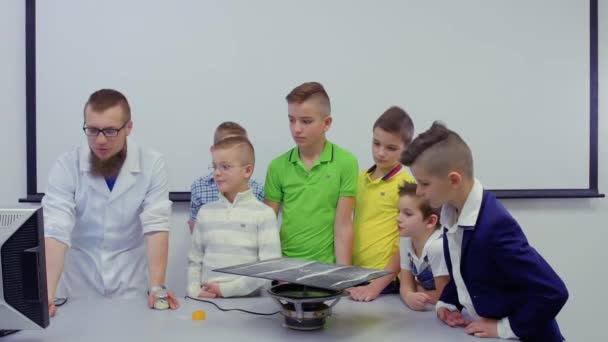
0, 207, 49, 335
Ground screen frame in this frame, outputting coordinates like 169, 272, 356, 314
19, 0, 604, 202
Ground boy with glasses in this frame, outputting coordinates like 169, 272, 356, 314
188, 122, 264, 234
187, 136, 281, 298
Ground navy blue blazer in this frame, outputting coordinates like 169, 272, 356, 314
440, 190, 569, 341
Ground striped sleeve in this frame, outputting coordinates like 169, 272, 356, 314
218, 208, 282, 297
257, 208, 282, 260
186, 223, 205, 297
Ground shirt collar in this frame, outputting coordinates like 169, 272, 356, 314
422, 229, 444, 257
218, 188, 254, 206
440, 178, 483, 231
288, 140, 334, 165
78, 138, 140, 173
402, 229, 443, 260
366, 164, 404, 181
202, 172, 215, 184
429, 228, 443, 241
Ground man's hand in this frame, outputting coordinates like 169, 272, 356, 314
437, 307, 471, 327
201, 282, 223, 298
347, 284, 382, 302
147, 288, 180, 310
464, 318, 498, 338
404, 292, 431, 311
48, 300, 57, 317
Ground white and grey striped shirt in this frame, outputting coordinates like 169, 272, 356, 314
187, 189, 281, 297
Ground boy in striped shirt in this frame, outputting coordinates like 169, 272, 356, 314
187, 136, 281, 298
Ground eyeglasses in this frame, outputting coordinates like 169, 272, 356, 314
208, 163, 247, 173
83, 121, 129, 138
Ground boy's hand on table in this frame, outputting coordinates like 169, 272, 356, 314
437, 307, 471, 327
197, 290, 217, 298
201, 282, 223, 298
346, 284, 382, 302
464, 318, 498, 338
405, 292, 431, 311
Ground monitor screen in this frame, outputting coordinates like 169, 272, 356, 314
0, 207, 49, 333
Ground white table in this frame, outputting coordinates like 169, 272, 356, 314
3, 294, 500, 341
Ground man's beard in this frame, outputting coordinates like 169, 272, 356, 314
89, 145, 127, 178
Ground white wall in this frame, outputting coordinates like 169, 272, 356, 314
1, 0, 606, 340
34, 0, 591, 192
0, 0, 26, 205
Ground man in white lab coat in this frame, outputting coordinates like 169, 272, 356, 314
42, 89, 179, 316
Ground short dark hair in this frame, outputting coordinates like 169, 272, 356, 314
373, 106, 415, 145
212, 136, 255, 165
398, 182, 440, 227
401, 121, 473, 179
84, 89, 131, 121
286, 82, 331, 116
214, 121, 248, 144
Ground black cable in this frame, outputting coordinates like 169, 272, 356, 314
185, 296, 279, 316
54, 298, 68, 307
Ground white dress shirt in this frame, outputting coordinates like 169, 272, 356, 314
435, 179, 517, 340
42, 140, 172, 299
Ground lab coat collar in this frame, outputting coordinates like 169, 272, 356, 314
78, 139, 140, 172
78, 139, 142, 201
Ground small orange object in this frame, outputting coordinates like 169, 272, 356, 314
192, 310, 206, 321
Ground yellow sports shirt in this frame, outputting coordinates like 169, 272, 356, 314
353, 164, 415, 270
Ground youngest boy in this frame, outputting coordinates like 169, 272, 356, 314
187, 136, 281, 298
397, 182, 449, 311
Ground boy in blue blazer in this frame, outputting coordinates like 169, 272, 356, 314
401, 122, 568, 341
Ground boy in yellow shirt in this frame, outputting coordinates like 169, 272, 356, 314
348, 106, 415, 301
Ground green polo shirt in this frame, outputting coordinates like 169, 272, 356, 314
264, 141, 358, 263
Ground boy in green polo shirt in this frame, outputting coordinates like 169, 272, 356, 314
264, 82, 358, 264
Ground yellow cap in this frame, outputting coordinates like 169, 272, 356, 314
192, 310, 206, 321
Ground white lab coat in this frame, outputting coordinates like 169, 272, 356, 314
42, 140, 172, 299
